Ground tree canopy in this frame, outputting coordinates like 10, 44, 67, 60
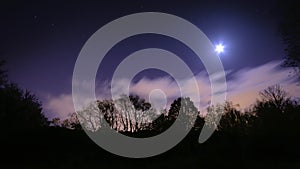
0, 60, 48, 130
279, 1, 300, 80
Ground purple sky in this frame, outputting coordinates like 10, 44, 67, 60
1, 0, 299, 119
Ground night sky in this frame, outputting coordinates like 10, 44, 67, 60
1, 0, 298, 119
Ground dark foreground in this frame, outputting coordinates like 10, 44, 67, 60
1, 127, 300, 169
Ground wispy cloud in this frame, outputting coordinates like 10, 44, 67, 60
44, 94, 74, 119
227, 61, 300, 109
44, 60, 300, 119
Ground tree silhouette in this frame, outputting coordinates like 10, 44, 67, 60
258, 84, 290, 111
76, 102, 103, 132
60, 112, 82, 130
74, 95, 157, 133
217, 101, 255, 136
204, 103, 224, 130
0, 61, 48, 130
279, 1, 300, 80
129, 95, 151, 111
51, 117, 61, 127
0, 60, 7, 86
107, 95, 156, 132
253, 85, 299, 137
167, 97, 199, 130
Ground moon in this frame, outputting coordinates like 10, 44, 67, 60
215, 43, 224, 54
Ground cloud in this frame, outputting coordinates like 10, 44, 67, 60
226, 61, 300, 109
127, 72, 213, 111
44, 80, 110, 119
44, 60, 300, 119
44, 94, 74, 119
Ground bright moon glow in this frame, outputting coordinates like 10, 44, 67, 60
215, 44, 224, 54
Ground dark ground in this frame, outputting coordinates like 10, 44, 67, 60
2, 127, 299, 169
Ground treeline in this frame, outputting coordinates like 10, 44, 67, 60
1, 60, 300, 168
1, 59, 299, 139
51, 85, 300, 140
